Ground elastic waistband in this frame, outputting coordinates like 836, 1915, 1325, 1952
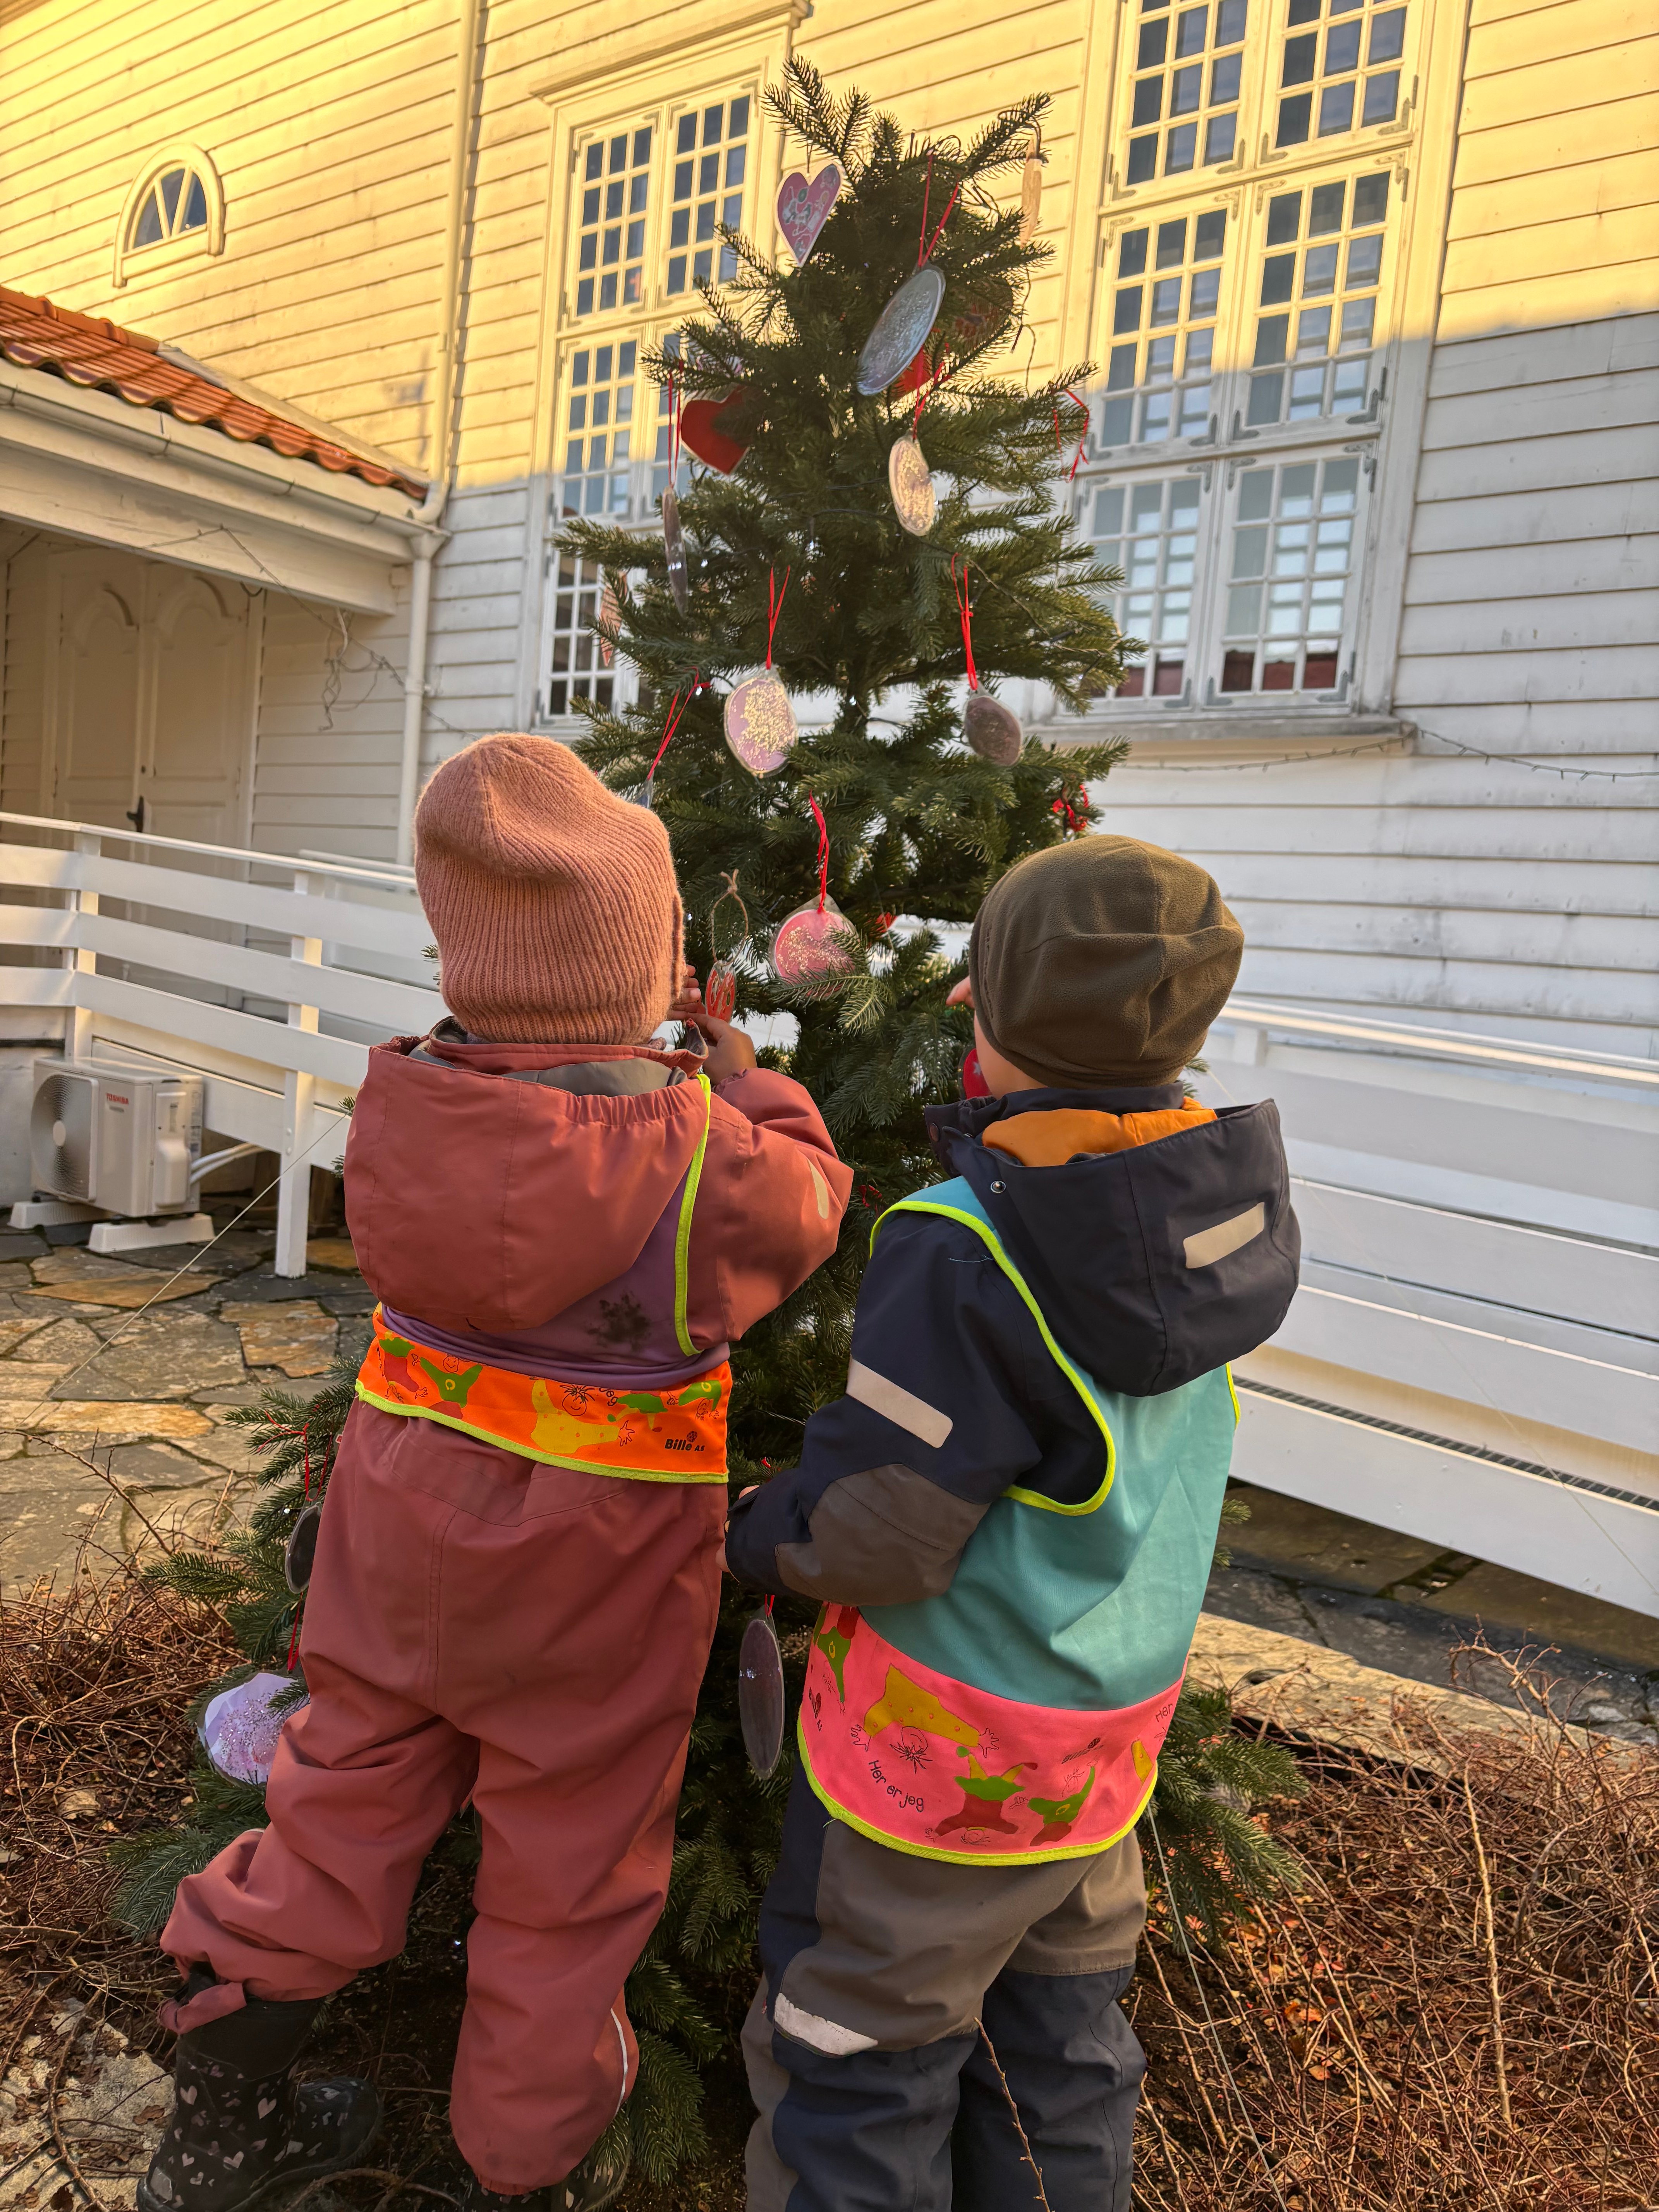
357, 1308, 730, 1482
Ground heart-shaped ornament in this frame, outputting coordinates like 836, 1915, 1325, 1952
777, 163, 842, 264
771, 896, 859, 984
680, 387, 750, 475
724, 670, 798, 775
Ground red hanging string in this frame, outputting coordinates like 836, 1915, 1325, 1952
917, 151, 933, 266
807, 792, 830, 914
912, 357, 948, 434
765, 566, 791, 670
951, 559, 981, 694
646, 672, 699, 787
922, 179, 961, 265
283, 1418, 314, 1673
1063, 387, 1089, 481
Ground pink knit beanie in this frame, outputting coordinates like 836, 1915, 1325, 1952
413, 733, 684, 1044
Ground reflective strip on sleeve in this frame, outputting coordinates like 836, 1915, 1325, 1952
846, 1358, 953, 1448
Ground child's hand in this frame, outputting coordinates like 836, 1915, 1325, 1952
696, 1013, 758, 1082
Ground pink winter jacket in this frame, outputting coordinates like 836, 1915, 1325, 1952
343, 1034, 851, 1386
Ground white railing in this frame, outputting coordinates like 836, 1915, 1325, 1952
0, 812, 443, 1275
1199, 996, 1659, 1620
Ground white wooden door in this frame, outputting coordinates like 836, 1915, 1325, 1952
143, 570, 253, 846
50, 549, 252, 845
52, 551, 144, 829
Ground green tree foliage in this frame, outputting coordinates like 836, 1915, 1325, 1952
113, 65, 1301, 2183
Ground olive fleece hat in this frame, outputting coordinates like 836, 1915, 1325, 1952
414, 733, 684, 1045
968, 835, 1243, 1089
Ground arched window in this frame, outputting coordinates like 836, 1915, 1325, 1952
113, 146, 224, 287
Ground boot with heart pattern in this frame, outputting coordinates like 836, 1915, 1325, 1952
137, 1980, 380, 2212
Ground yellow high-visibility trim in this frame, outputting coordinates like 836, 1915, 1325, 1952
798, 1713, 1156, 1865
673, 1073, 713, 1357
874, 1195, 1117, 1514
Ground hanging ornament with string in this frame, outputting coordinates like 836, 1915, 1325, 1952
725, 567, 797, 775
704, 869, 749, 1022
888, 364, 941, 535
856, 155, 958, 397
952, 558, 1023, 765
776, 162, 842, 265
598, 572, 620, 667
739, 1597, 786, 1776
771, 794, 858, 983
636, 673, 697, 809
661, 369, 690, 614
1019, 124, 1046, 244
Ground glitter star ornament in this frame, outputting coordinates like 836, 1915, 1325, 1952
888, 433, 937, 534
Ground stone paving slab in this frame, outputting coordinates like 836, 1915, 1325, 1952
0, 2002, 170, 2211
50, 1312, 245, 1401
0, 1400, 213, 1435
221, 1299, 338, 1376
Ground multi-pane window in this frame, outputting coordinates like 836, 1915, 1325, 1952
543, 553, 615, 719
575, 127, 653, 318
1101, 211, 1227, 448
130, 164, 209, 249
1085, 476, 1205, 696
1126, 0, 1249, 184
1276, 0, 1406, 145
1247, 171, 1388, 425
558, 341, 639, 517
666, 97, 751, 295
1220, 456, 1359, 694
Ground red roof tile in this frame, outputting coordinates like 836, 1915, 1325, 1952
0, 286, 428, 500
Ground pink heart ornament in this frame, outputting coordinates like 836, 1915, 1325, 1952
776, 164, 842, 265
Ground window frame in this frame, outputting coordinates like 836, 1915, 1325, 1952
112, 145, 225, 289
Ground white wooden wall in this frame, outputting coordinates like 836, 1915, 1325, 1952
1105, 0, 1659, 1061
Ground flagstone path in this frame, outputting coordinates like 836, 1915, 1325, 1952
0, 1223, 374, 1594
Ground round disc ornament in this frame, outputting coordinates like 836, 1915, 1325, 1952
739, 1609, 786, 1777
724, 670, 798, 776
284, 1502, 322, 1593
199, 1671, 308, 1787
661, 486, 689, 614
888, 433, 937, 535
964, 692, 1023, 765
856, 265, 946, 397
771, 894, 857, 984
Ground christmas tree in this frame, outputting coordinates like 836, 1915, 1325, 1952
117, 64, 1305, 2187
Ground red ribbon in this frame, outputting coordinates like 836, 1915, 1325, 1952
647, 672, 700, 788
951, 559, 980, 694
912, 357, 949, 434
917, 151, 960, 267
1063, 388, 1089, 481
765, 566, 790, 670
807, 792, 830, 914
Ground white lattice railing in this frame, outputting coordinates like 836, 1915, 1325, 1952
0, 812, 442, 1276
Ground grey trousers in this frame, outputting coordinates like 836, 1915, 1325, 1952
745, 1767, 1148, 2210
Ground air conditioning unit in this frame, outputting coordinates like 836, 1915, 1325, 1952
29, 1061, 203, 1219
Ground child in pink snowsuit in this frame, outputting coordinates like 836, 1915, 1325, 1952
150, 736, 851, 2212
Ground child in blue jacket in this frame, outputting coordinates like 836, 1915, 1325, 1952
725, 835, 1299, 2212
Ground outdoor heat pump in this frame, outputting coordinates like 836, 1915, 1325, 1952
16, 1061, 218, 1254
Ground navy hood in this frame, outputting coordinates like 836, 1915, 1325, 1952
923, 1085, 1300, 1396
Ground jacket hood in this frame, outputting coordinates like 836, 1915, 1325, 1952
923, 1085, 1300, 1396
345, 1036, 714, 1337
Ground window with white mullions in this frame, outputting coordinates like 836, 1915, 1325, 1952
1101, 210, 1228, 450
1125, 0, 1249, 185
1084, 476, 1206, 698
1277, 0, 1406, 145
1247, 170, 1389, 427
666, 96, 751, 296
1220, 454, 1361, 696
541, 552, 616, 720
574, 126, 653, 318
556, 340, 641, 518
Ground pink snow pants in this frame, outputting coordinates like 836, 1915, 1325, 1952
162, 1401, 726, 2191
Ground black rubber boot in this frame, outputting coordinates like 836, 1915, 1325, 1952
137, 1976, 380, 2212
437, 2134, 629, 2212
